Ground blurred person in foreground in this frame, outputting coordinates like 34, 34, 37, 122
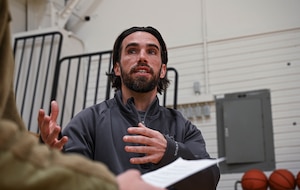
0, 1, 165, 190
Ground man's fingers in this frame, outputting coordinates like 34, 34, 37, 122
137, 122, 146, 128
127, 126, 152, 137
38, 109, 45, 128
39, 115, 51, 141
37, 101, 65, 149
125, 145, 157, 154
127, 123, 162, 138
123, 135, 155, 146
52, 136, 68, 150
45, 125, 61, 144
50, 100, 59, 122
129, 154, 159, 164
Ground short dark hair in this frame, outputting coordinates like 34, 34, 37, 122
108, 26, 169, 94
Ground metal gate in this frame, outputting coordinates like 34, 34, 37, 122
13, 31, 63, 132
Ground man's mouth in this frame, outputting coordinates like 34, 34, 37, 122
136, 69, 148, 73
132, 65, 151, 74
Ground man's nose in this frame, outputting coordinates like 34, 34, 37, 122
138, 50, 147, 63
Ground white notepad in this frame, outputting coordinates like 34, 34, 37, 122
142, 157, 225, 188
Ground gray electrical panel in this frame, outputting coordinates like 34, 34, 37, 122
215, 89, 275, 173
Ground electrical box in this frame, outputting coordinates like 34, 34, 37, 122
215, 89, 275, 173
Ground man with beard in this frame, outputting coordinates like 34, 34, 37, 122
39, 26, 220, 189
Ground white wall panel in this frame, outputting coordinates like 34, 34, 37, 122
175, 28, 300, 189
206, 0, 300, 41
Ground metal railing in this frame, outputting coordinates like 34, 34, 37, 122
51, 50, 113, 126
13, 31, 63, 132
163, 67, 178, 109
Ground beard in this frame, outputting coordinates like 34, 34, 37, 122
120, 64, 161, 93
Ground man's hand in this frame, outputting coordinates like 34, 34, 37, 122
117, 169, 166, 190
38, 100, 68, 150
123, 123, 167, 164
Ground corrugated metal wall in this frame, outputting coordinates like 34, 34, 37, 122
168, 28, 300, 190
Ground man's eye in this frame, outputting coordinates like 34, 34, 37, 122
128, 49, 137, 54
148, 49, 157, 55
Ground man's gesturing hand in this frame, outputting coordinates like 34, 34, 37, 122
38, 100, 68, 150
123, 122, 167, 164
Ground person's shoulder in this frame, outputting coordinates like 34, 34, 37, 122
71, 100, 116, 121
160, 106, 185, 118
89, 98, 116, 114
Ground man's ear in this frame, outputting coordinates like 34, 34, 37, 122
160, 64, 167, 78
114, 62, 121, 76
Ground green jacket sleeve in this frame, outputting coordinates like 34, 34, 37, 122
0, 120, 118, 190
0, 0, 118, 189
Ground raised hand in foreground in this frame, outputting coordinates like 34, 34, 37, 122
38, 100, 68, 150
